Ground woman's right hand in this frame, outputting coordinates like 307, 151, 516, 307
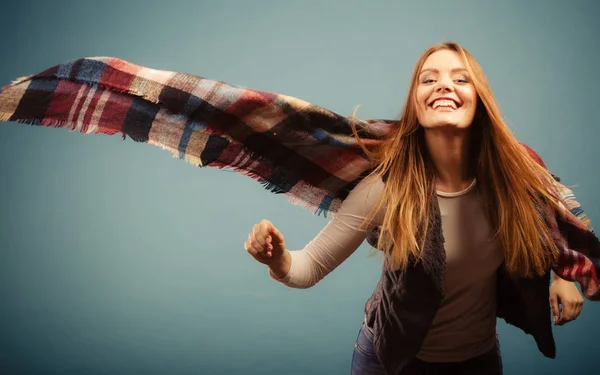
244, 219, 288, 267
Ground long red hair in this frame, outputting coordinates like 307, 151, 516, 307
353, 42, 562, 277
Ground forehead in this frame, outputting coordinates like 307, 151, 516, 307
420, 50, 465, 72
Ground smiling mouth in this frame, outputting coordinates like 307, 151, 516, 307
429, 99, 461, 111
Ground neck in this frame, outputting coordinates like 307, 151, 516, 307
424, 127, 475, 193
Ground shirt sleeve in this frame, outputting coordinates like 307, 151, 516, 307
269, 176, 385, 288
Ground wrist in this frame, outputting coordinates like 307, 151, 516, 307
268, 250, 291, 279
552, 271, 567, 283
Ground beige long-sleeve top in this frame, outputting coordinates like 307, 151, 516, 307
270, 176, 504, 362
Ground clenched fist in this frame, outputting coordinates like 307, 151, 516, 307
244, 220, 290, 277
550, 276, 584, 326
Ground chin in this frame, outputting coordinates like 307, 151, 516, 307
421, 122, 472, 130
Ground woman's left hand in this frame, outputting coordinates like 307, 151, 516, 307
549, 276, 584, 326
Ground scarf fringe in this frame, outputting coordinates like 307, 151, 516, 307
0, 111, 334, 218
0, 115, 123, 137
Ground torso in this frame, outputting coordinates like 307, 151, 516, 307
416, 179, 504, 362
270, 175, 505, 362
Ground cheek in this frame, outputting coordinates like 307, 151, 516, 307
415, 89, 430, 116
415, 102, 428, 123
415, 87, 428, 103
468, 96, 478, 116
465, 89, 478, 109
458, 89, 478, 114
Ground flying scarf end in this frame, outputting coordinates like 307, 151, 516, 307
8, 75, 34, 88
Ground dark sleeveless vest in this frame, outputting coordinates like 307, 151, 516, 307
362, 190, 599, 375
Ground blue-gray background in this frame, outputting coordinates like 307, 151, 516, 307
0, 1, 597, 374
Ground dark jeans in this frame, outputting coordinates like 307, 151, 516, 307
351, 322, 503, 375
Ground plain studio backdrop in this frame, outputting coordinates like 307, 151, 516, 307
0, 1, 597, 374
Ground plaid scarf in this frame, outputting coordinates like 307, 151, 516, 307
0, 56, 598, 299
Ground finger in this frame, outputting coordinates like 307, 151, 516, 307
562, 302, 576, 321
556, 303, 575, 326
247, 233, 263, 253
259, 219, 272, 231
246, 237, 258, 253
270, 225, 285, 245
260, 221, 272, 243
549, 297, 560, 325
251, 225, 261, 244
245, 238, 272, 260
249, 231, 273, 258
244, 240, 258, 257
252, 225, 267, 247
576, 299, 584, 317
571, 300, 582, 319
254, 221, 275, 251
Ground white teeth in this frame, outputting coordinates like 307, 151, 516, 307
432, 99, 457, 109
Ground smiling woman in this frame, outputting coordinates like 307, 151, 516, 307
416, 51, 478, 131
244, 42, 599, 375
0, 39, 598, 375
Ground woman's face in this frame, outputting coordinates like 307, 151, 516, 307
415, 49, 478, 130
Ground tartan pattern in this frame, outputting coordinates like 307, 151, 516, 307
0, 56, 598, 299
1, 56, 394, 216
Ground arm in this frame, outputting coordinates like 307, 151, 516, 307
269, 176, 386, 289
550, 269, 584, 325
546, 168, 599, 301
551, 180, 600, 300
520, 143, 599, 301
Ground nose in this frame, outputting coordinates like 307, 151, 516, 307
435, 77, 454, 93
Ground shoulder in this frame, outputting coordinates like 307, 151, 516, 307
350, 174, 385, 200
337, 174, 386, 223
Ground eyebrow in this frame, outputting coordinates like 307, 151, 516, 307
419, 68, 469, 76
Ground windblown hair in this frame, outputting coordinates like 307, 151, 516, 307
352, 42, 563, 278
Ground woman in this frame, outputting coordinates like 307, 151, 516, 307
0, 41, 593, 375
243, 42, 587, 374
